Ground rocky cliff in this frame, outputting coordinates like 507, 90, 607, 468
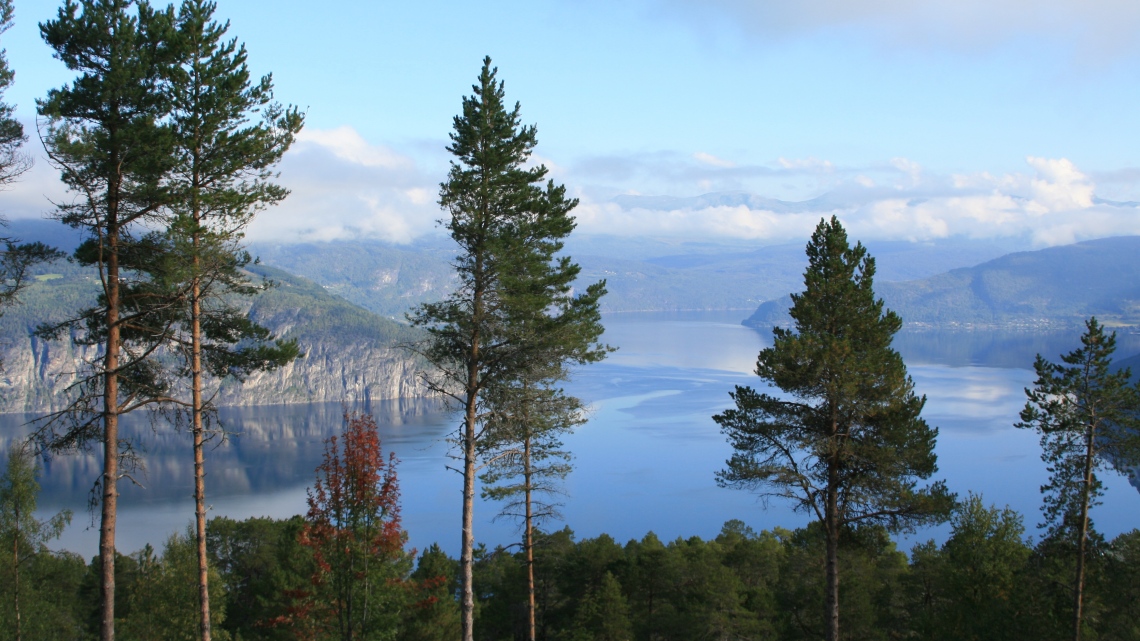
0, 262, 430, 414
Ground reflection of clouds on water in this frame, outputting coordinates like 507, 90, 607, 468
911, 365, 1033, 431
601, 313, 766, 374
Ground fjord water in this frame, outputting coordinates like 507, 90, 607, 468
8, 311, 1140, 558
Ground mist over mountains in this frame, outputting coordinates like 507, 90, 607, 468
247, 232, 1022, 315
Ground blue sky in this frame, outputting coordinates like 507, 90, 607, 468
6, 0, 1140, 245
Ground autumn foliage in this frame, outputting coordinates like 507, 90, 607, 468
294, 411, 413, 640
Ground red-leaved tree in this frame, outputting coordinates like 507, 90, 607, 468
296, 411, 413, 640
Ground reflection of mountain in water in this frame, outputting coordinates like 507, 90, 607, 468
891, 329, 1140, 370
0, 399, 452, 507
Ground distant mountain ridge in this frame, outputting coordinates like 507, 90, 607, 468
746, 236, 1140, 330
246, 233, 1016, 315
6, 220, 1021, 316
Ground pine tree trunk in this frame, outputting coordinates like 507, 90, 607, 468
191, 238, 212, 641
13, 502, 20, 641
461, 398, 477, 641
101, 219, 121, 641
525, 431, 536, 641
1073, 424, 1096, 641
825, 468, 840, 641
459, 251, 484, 641
825, 410, 840, 641
460, 336, 479, 641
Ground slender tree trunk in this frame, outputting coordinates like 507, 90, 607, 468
825, 410, 840, 641
460, 330, 479, 641
524, 430, 536, 641
102, 220, 121, 641
1073, 424, 1096, 641
461, 395, 477, 641
825, 467, 840, 641
13, 503, 20, 641
191, 239, 212, 641
460, 248, 484, 641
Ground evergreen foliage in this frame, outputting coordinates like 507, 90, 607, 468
0, 0, 65, 362
35, 2, 179, 636
1, 509, 1134, 641
0, 0, 28, 186
908, 494, 1033, 641
0, 447, 73, 641
206, 515, 314, 641
1017, 317, 1140, 641
714, 216, 953, 641
117, 533, 230, 641
408, 57, 607, 641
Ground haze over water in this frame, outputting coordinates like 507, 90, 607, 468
7, 311, 1140, 558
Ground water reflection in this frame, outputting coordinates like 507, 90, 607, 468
893, 327, 1140, 369
7, 310, 1140, 558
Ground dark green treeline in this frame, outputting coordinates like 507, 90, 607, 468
3, 505, 1139, 640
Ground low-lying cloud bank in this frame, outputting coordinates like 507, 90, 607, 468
7, 126, 1140, 249
577, 156, 1140, 247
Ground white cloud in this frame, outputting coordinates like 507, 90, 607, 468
295, 127, 412, 170
578, 156, 1140, 247
693, 151, 735, 168
1025, 156, 1094, 212
778, 156, 834, 172
247, 127, 442, 244
8, 124, 1136, 250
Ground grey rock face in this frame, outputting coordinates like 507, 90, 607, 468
0, 333, 429, 414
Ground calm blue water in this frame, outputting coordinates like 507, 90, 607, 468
6, 311, 1140, 558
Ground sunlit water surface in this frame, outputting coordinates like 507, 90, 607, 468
5, 311, 1139, 558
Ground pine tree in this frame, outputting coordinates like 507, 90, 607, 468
0, 0, 27, 186
35, 3, 178, 638
0, 0, 64, 345
0, 446, 72, 641
714, 216, 953, 641
160, 3, 302, 638
570, 571, 633, 641
1017, 317, 1140, 641
479, 374, 583, 641
408, 57, 608, 641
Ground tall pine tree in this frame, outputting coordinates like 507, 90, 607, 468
714, 216, 953, 641
1017, 318, 1140, 641
409, 57, 608, 641
161, 2, 302, 637
36, 3, 178, 638
479, 372, 583, 641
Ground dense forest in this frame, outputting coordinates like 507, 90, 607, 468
5, 478, 1140, 640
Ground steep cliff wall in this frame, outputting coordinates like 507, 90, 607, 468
0, 263, 431, 414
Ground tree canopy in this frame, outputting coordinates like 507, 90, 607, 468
714, 215, 953, 641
